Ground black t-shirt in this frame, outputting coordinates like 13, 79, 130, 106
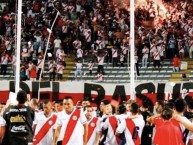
3, 105, 34, 141
141, 111, 154, 145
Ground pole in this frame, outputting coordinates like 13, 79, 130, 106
15, 0, 22, 94
130, 0, 135, 100
37, 12, 59, 101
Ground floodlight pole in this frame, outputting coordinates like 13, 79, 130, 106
130, 0, 135, 100
15, 0, 22, 94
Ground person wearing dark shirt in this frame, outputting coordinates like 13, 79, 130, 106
141, 99, 154, 145
3, 90, 34, 145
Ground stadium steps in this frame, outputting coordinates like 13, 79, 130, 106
62, 57, 76, 81
169, 59, 193, 82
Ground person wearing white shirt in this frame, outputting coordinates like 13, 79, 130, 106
75, 60, 82, 80
0, 115, 6, 143
36, 55, 43, 80
84, 105, 101, 145
96, 52, 107, 74
53, 96, 88, 145
73, 39, 82, 50
142, 46, 149, 68
84, 30, 92, 50
0, 53, 9, 76
150, 41, 156, 63
112, 47, 118, 67
11, 53, 16, 76
100, 103, 115, 145
33, 101, 57, 145
48, 60, 56, 81
96, 39, 105, 50
5, 37, 12, 55
57, 62, 64, 81
54, 37, 62, 56
56, 48, 65, 62
97, 72, 104, 82
77, 48, 83, 60
87, 60, 94, 75
116, 103, 145, 145
153, 48, 161, 71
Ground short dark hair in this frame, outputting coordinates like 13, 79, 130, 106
17, 90, 27, 104
84, 105, 92, 111
157, 100, 164, 107
43, 100, 50, 105
55, 100, 63, 106
142, 99, 150, 109
82, 98, 91, 102
130, 102, 139, 114
161, 107, 173, 120
174, 98, 186, 113
64, 96, 73, 100
118, 103, 126, 114
101, 99, 110, 105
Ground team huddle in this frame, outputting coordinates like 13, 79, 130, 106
0, 90, 193, 145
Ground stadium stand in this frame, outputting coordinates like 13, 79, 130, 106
0, 0, 192, 83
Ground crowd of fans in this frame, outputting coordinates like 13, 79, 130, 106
0, 89, 193, 144
0, 0, 192, 81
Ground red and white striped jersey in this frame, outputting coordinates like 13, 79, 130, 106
33, 112, 57, 145
190, 40, 193, 49
48, 62, 56, 73
37, 59, 43, 69
96, 40, 104, 50
102, 116, 119, 145
1, 55, 8, 65
62, 3, 68, 11
68, 5, 75, 13
120, 54, 124, 62
62, 25, 68, 33
150, 43, 156, 53
73, 40, 82, 49
142, 47, 149, 58
57, 64, 64, 74
116, 115, 145, 145
97, 56, 105, 65
56, 49, 65, 62
5, 40, 12, 50
88, 62, 94, 70
121, 45, 129, 55
153, 51, 160, 60
87, 117, 101, 145
84, 32, 91, 42
12, 55, 16, 65
112, 48, 118, 58
97, 73, 103, 82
